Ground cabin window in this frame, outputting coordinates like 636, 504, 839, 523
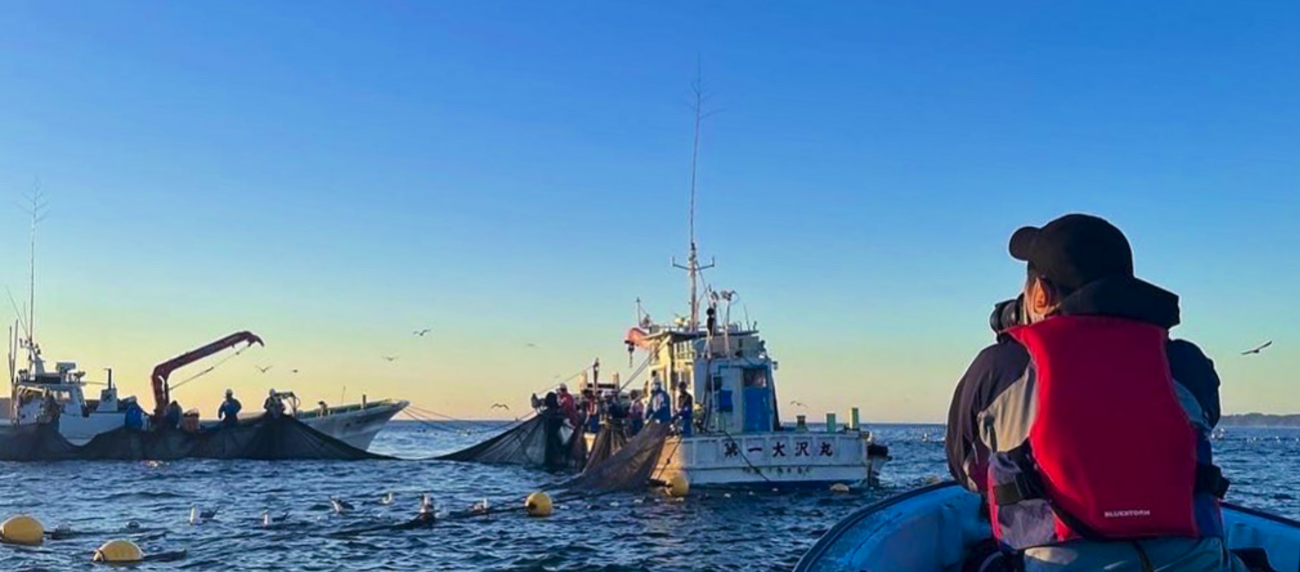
743, 368, 768, 388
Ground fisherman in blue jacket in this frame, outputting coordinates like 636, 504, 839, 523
675, 385, 694, 437
123, 398, 145, 430
217, 389, 242, 428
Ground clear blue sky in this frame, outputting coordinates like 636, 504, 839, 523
0, 2, 1296, 421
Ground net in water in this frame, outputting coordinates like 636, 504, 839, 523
0, 415, 388, 461
561, 421, 672, 493
434, 412, 586, 470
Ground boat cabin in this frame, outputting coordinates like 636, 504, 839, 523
641, 324, 779, 436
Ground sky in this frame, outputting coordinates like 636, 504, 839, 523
0, 2, 1296, 422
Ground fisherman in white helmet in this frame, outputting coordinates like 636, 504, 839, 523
263, 388, 285, 418
647, 375, 672, 424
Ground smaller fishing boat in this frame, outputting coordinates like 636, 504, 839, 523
4, 331, 405, 451
795, 482, 1300, 572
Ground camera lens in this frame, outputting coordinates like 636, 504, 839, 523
989, 295, 1024, 334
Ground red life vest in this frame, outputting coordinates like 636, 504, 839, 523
990, 315, 1199, 548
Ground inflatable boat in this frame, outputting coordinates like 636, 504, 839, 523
796, 482, 1300, 572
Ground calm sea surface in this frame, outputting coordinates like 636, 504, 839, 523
1, 422, 1297, 570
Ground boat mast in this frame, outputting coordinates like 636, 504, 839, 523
672, 64, 714, 332
24, 186, 47, 366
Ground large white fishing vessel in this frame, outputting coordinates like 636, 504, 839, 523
599, 87, 890, 489
623, 316, 890, 488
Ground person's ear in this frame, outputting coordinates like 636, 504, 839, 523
1028, 277, 1053, 316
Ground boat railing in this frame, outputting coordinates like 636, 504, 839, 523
294, 398, 399, 420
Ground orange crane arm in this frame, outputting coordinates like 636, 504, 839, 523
150, 331, 264, 419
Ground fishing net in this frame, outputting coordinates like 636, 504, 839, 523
0, 415, 389, 461
583, 422, 629, 471
435, 412, 584, 470
560, 421, 672, 493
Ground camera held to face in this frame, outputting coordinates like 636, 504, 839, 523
989, 294, 1024, 334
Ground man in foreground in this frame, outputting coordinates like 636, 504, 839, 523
946, 214, 1243, 571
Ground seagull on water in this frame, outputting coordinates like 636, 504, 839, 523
261, 510, 290, 528
1241, 341, 1273, 356
190, 506, 218, 525
471, 498, 490, 514
330, 498, 355, 514
380, 492, 394, 506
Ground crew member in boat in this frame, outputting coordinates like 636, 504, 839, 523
627, 390, 644, 435
945, 214, 1242, 571
40, 392, 61, 424
218, 389, 242, 428
584, 388, 600, 434
557, 384, 578, 427
647, 379, 672, 425
604, 390, 627, 433
675, 385, 694, 437
264, 389, 286, 418
123, 397, 145, 431
164, 400, 184, 430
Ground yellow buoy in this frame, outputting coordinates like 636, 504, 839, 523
666, 473, 690, 498
0, 515, 44, 546
525, 492, 553, 517
93, 539, 144, 564
830, 483, 851, 494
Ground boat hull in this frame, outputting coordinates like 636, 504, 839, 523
299, 400, 408, 450
795, 482, 1300, 572
655, 432, 890, 489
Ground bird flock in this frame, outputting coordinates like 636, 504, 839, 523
187, 490, 435, 530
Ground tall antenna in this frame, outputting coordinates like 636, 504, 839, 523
672, 59, 715, 331
23, 181, 48, 347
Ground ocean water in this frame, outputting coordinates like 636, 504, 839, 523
1, 422, 1297, 570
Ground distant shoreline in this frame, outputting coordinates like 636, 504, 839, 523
1220, 413, 1300, 427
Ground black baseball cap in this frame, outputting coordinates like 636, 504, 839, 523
1009, 214, 1134, 292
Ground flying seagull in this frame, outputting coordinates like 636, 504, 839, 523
382, 356, 399, 362
255, 365, 273, 374
525, 343, 538, 348
789, 400, 807, 408
490, 403, 510, 411
414, 329, 432, 337
290, 369, 300, 374
1241, 341, 1273, 356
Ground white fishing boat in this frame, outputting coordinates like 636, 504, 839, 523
604, 87, 890, 489
623, 321, 890, 489
0, 202, 405, 452
2, 334, 406, 451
